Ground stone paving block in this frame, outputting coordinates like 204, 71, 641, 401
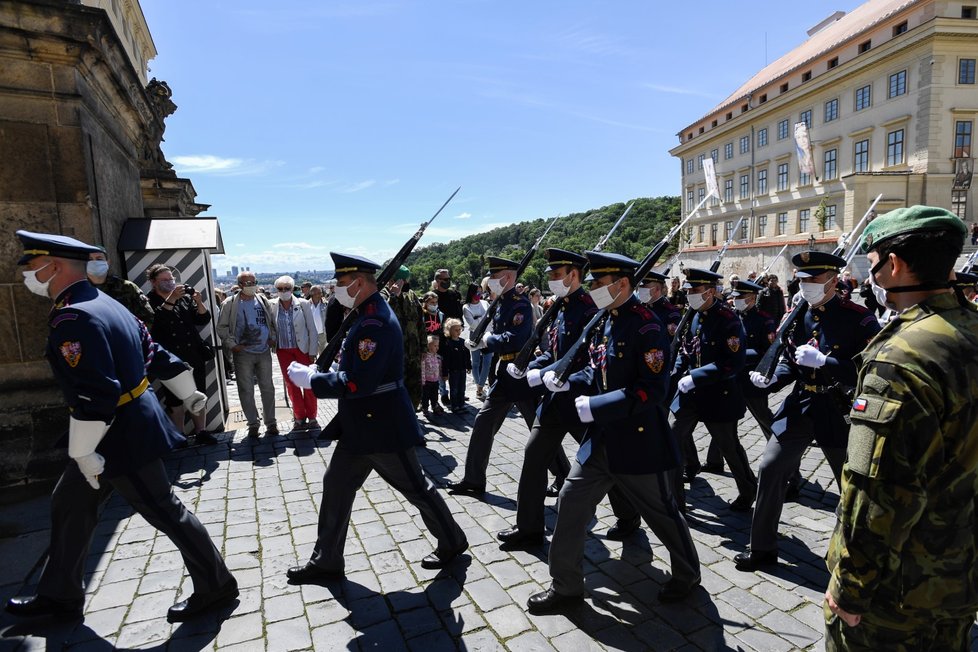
126, 588, 177, 623
396, 605, 444, 639
379, 569, 419, 593
79, 605, 128, 639
265, 615, 313, 650
358, 618, 409, 651
734, 625, 798, 652
115, 616, 172, 648
485, 559, 531, 589
87, 577, 139, 612
305, 597, 350, 627
215, 611, 264, 647
459, 629, 507, 651
465, 577, 510, 612
263, 591, 306, 623
234, 585, 263, 615
485, 603, 532, 640
440, 602, 485, 635
407, 628, 458, 652
506, 630, 557, 651
758, 609, 821, 649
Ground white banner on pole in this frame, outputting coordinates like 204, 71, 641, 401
794, 122, 815, 176
703, 157, 720, 198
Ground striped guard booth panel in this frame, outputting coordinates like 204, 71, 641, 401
118, 218, 229, 434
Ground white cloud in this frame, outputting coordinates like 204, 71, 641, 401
171, 155, 284, 177
272, 242, 327, 250
341, 180, 376, 193
384, 179, 400, 187
235, 243, 245, 247
454, 212, 472, 220
641, 83, 718, 99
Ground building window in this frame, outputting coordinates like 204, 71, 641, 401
859, 40, 872, 53
800, 109, 812, 128
740, 135, 750, 154
952, 191, 968, 220
893, 21, 908, 36
741, 219, 749, 241
777, 163, 789, 191
698, 187, 706, 203
699, 126, 705, 134
961, 59, 977, 84
687, 190, 694, 211
955, 120, 973, 158
824, 98, 839, 122
964, 6, 976, 19
686, 159, 694, 174
724, 179, 734, 203
697, 153, 705, 170
777, 212, 788, 235
759, 94, 768, 104
855, 84, 872, 111
854, 139, 870, 172
824, 148, 838, 180
802, 70, 812, 82
887, 129, 905, 166
888, 70, 907, 98
800, 170, 811, 186
740, 174, 750, 199
780, 82, 789, 94
725, 142, 734, 159
698, 224, 705, 242
712, 119, 718, 128
778, 119, 789, 140
828, 56, 839, 69
726, 111, 733, 121
757, 169, 768, 194
799, 208, 810, 233
758, 215, 768, 236
757, 127, 768, 148
725, 221, 734, 240
710, 148, 719, 162
825, 204, 837, 229
711, 223, 718, 246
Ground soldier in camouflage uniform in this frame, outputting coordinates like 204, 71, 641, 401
825, 206, 978, 651
87, 249, 154, 326
383, 265, 426, 411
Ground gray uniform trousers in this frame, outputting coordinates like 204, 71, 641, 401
310, 447, 465, 571
38, 458, 233, 604
672, 407, 757, 498
548, 440, 700, 597
461, 392, 540, 487
515, 420, 638, 534
749, 416, 845, 552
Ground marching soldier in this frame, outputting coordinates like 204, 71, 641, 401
7, 231, 237, 623
497, 249, 639, 550
735, 251, 880, 571
527, 251, 699, 614
445, 256, 537, 496
86, 247, 155, 326
825, 206, 978, 650
638, 270, 682, 339
284, 253, 468, 582
670, 268, 757, 512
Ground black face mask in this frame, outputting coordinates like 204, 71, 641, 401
439, 280, 450, 290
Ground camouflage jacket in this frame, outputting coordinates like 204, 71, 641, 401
826, 292, 978, 620
96, 275, 154, 327
382, 288, 426, 357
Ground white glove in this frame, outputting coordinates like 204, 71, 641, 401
794, 344, 828, 368
68, 417, 109, 490
288, 361, 317, 389
542, 370, 569, 393
161, 370, 206, 414
506, 363, 526, 379
525, 369, 543, 387
677, 375, 696, 394
575, 395, 594, 423
464, 337, 487, 351
749, 371, 777, 388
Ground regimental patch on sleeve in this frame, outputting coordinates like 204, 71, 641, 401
513, 312, 524, 326
852, 397, 868, 412
358, 338, 377, 361
644, 349, 664, 373
726, 336, 741, 352
60, 341, 82, 367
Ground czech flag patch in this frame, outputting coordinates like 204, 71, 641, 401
852, 398, 868, 412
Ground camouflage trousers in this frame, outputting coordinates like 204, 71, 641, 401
825, 603, 973, 651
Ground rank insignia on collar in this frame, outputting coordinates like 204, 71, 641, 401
726, 336, 741, 352
512, 312, 524, 326
358, 338, 377, 361
60, 341, 82, 367
644, 349, 664, 373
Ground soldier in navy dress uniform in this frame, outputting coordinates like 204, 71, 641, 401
284, 253, 467, 583
497, 249, 640, 550
6, 231, 237, 623
526, 251, 699, 614
445, 256, 537, 495
670, 269, 758, 512
638, 270, 682, 339
952, 270, 978, 303
734, 251, 881, 571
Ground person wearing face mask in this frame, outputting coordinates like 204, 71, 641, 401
86, 248, 154, 327
735, 251, 881, 572
670, 269, 757, 514
283, 253, 468, 583
462, 283, 491, 400
7, 231, 238, 623
146, 264, 216, 445
445, 256, 535, 496
638, 271, 681, 339
527, 251, 700, 614
431, 268, 463, 320
497, 248, 641, 550
382, 266, 427, 412
269, 275, 320, 431
216, 271, 279, 438
824, 206, 978, 650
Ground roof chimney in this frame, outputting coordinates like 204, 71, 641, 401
807, 11, 846, 37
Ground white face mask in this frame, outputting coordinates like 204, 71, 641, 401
23, 263, 55, 298
590, 282, 620, 310
87, 260, 109, 281
548, 278, 571, 299
733, 298, 749, 312
688, 291, 709, 311
241, 286, 257, 297
800, 278, 833, 306
869, 271, 889, 307
487, 278, 504, 296
636, 287, 652, 304
334, 281, 360, 309
278, 290, 293, 301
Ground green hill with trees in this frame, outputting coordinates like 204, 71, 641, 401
404, 196, 682, 292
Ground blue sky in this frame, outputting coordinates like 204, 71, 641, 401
142, 1, 865, 273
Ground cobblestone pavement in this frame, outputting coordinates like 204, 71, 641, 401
0, 366, 877, 651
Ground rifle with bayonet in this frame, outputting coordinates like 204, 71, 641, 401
506, 202, 634, 376
467, 214, 561, 346
754, 193, 883, 379
960, 249, 978, 275
760, 244, 789, 278
314, 187, 460, 371
668, 216, 744, 366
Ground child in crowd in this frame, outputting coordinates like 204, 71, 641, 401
421, 335, 444, 415
441, 318, 471, 413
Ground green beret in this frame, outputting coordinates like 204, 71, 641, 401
393, 265, 411, 281
859, 205, 966, 254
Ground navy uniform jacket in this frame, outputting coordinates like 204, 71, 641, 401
649, 296, 682, 340
739, 306, 777, 397
768, 295, 881, 448
46, 281, 188, 477
671, 299, 747, 422
525, 287, 598, 427
485, 288, 533, 401
565, 296, 678, 474
310, 291, 419, 453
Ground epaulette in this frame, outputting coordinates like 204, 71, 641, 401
839, 298, 871, 315
631, 303, 655, 321
50, 307, 81, 329
756, 309, 774, 320
364, 301, 378, 315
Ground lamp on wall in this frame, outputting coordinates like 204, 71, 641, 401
808, 234, 817, 250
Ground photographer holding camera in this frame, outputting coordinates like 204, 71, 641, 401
147, 263, 216, 445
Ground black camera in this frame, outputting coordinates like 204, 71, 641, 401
184, 284, 196, 296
